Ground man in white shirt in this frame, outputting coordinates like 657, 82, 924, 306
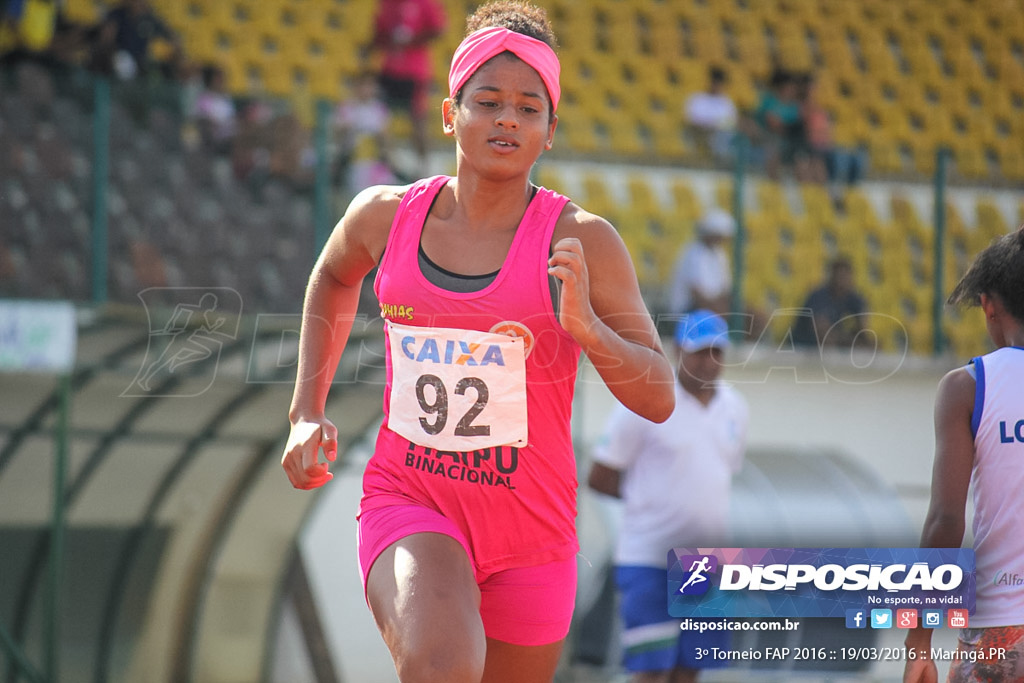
666, 209, 735, 318
588, 310, 749, 683
684, 66, 738, 161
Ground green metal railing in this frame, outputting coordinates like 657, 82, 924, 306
729, 134, 748, 341
721, 136, 977, 357
931, 148, 951, 355
90, 77, 110, 307
4, 65, 1005, 351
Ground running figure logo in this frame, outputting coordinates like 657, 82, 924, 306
124, 288, 242, 397
676, 554, 718, 595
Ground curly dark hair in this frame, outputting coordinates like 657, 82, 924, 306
453, 1, 558, 118
465, 0, 558, 49
948, 224, 1024, 322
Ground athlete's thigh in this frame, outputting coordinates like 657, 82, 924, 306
481, 637, 564, 683
366, 532, 485, 666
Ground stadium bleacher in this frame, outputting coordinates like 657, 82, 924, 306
5, 0, 1024, 358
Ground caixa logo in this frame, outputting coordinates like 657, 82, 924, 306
676, 554, 719, 595
400, 336, 507, 366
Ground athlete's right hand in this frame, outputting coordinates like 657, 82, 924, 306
282, 417, 338, 490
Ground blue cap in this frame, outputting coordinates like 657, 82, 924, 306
674, 310, 731, 353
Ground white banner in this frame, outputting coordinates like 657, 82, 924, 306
0, 300, 77, 373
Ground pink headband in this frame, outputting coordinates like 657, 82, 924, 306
448, 26, 561, 112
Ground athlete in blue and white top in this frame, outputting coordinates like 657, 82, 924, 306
905, 226, 1024, 683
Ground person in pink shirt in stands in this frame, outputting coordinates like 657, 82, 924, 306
371, 0, 447, 174
282, 2, 675, 681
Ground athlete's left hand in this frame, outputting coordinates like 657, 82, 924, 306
548, 237, 598, 343
903, 657, 938, 683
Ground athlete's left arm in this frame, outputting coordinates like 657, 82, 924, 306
549, 206, 674, 423
904, 366, 975, 672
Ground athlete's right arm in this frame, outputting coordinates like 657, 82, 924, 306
920, 366, 974, 552
282, 185, 402, 490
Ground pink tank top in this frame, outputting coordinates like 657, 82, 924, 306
363, 175, 581, 574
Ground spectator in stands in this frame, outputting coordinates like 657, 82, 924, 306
90, 0, 180, 80
1, 0, 61, 62
333, 71, 398, 196
45, 11, 93, 68
795, 73, 866, 210
231, 99, 275, 191
191, 63, 237, 155
233, 102, 315, 193
793, 73, 828, 186
0, 0, 22, 51
753, 68, 802, 180
684, 65, 738, 164
666, 208, 735, 318
792, 254, 868, 349
268, 111, 315, 189
370, 0, 447, 176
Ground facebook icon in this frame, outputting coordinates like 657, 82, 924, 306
846, 609, 866, 629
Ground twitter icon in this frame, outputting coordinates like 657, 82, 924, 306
871, 609, 892, 629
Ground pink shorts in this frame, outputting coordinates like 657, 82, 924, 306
357, 503, 577, 646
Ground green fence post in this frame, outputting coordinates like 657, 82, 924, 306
932, 148, 949, 356
91, 76, 111, 305
730, 134, 748, 338
44, 373, 71, 682
313, 98, 333, 257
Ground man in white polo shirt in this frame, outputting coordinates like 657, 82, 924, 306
588, 310, 749, 683
665, 209, 735, 319
684, 66, 738, 162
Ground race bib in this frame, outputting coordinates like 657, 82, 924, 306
386, 321, 528, 451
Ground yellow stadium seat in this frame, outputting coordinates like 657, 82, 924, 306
187, 0, 235, 29
644, 112, 687, 158
533, 166, 568, 196
714, 181, 734, 216
1000, 151, 1024, 182
178, 21, 219, 65
554, 118, 599, 155
868, 141, 904, 174
668, 179, 701, 226
581, 172, 615, 217
133, 0, 1024, 183
64, 0, 100, 25
952, 147, 990, 180
626, 175, 660, 214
